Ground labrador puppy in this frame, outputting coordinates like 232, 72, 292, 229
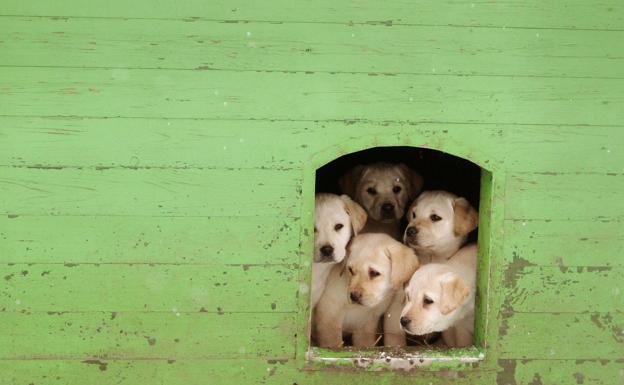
339, 163, 423, 240
403, 190, 478, 263
314, 233, 420, 348
399, 243, 477, 348
312, 193, 367, 308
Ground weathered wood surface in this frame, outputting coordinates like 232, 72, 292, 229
1, 1, 623, 384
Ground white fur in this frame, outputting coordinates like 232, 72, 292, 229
311, 193, 366, 308
400, 243, 477, 347
314, 233, 419, 348
403, 190, 477, 263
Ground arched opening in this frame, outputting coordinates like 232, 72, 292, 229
310, 146, 487, 360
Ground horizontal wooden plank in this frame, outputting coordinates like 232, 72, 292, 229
504, 127, 624, 173
504, 358, 624, 385
502, 266, 623, 313
0, 264, 297, 312
1, 215, 299, 264
0, 167, 300, 217
499, 312, 624, 360
504, 219, 624, 267
505, 173, 624, 221
2, 17, 623, 78
1, 117, 622, 172
0, 1, 621, 30
1, 67, 623, 125
0, 359, 494, 385
0, 311, 295, 359
0, 117, 507, 169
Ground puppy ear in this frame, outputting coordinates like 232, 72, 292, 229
397, 164, 423, 200
453, 197, 479, 236
338, 165, 366, 199
340, 194, 367, 236
439, 272, 469, 315
384, 241, 420, 290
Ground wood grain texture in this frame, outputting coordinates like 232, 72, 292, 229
1, 215, 299, 264
0, 311, 296, 359
0, 0, 622, 30
1, 264, 297, 312
501, 266, 623, 313
498, 312, 624, 360
1, 0, 624, 384
1, 67, 623, 125
0, 167, 300, 217
504, 219, 624, 267
505, 173, 624, 221
2, 17, 623, 78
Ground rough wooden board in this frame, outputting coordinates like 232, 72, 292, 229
504, 127, 624, 173
501, 266, 623, 313
6, 358, 622, 385
2, 117, 623, 172
505, 173, 624, 221
1, 215, 299, 264
0, 311, 296, 359
503, 358, 624, 385
0, 0, 621, 30
0, 117, 508, 170
0, 359, 497, 385
1, 67, 623, 126
0, 167, 300, 217
1, 264, 297, 312
504, 219, 624, 267
498, 312, 624, 360
3, 17, 623, 78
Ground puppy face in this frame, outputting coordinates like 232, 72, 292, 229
314, 194, 367, 263
404, 191, 478, 254
340, 163, 423, 222
400, 266, 470, 335
345, 234, 420, 307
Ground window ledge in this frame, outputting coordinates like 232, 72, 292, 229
306, 346, 485, 371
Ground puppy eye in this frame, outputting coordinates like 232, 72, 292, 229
412, 212, 416, 219
314, 227, 318, 233
392, 186, 402, 194
334, 223, 344, 231
430, 214, 442, 222
366, 187, 377, 195
348, 267, 354, 275
368, 269, 380, 278
423, 296, 434, 305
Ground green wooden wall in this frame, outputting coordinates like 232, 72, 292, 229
1, 1, 623, 384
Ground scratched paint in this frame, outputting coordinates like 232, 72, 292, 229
1, 0, 623, 384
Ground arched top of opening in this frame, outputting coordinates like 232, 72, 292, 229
309, 133, 496, 173
316, 146, 483, 209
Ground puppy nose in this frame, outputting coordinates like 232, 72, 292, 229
350, 292, 361, 303
381, 202, 394, 212
320, 245, 334, 257
406, 226, 418, 237
400, 317, 411, 327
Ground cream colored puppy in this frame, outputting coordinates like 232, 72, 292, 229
314, 233, 420, 348
312, 193, 367, 308
403, 190, 478, 263
399, 243, 477, 347
340, 163, 423, 240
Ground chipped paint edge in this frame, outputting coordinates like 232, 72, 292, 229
306, 349, 485, 371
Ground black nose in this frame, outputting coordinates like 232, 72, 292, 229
350, 292, 361, 303
320, 245, 334, 257
406, 227, 418, 237
381, 202, 394, 212
400, 317, 411, 327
